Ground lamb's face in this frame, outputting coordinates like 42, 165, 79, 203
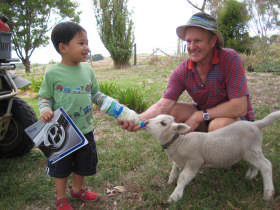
145, 115, 176, 139
145, 114, 190, 141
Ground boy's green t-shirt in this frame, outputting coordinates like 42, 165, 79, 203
38, 63, 99, 134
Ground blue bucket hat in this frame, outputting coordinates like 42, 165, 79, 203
176, 12, 224, 47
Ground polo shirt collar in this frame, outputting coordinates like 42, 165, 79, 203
187, 48, 220, 70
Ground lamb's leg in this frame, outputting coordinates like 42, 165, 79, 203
245, 166, 258, 179
244, 150, 274, 201
168, 160, 202, 203
168, 162, 179, 185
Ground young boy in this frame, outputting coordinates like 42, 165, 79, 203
39, 21, 107, 210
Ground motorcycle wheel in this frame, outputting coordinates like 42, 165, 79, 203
0, 97, 38, 158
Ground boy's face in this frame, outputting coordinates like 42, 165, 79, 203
59, 31, 89, 66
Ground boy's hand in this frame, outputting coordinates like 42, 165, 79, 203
40, 109, 54, 123
118, 120, 142, 132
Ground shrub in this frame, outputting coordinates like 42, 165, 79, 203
117, 87, 148, 113
98, 81, 119, 98
240, 53, 258, 70
92, 54, 104, 61
255, 61, 280, 73
98, 81, 148, 113
49, 60, 56, 64
29, 76, 43, 93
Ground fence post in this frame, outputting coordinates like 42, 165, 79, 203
134, 43, 137, 65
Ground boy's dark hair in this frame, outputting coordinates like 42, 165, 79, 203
51, 21, 86, 53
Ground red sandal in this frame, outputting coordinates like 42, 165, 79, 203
69, 186, 99, 201
56, 198, 73, 210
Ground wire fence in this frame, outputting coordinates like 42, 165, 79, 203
132, 41, 188, 65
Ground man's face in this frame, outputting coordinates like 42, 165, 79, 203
185, 27, 217, 64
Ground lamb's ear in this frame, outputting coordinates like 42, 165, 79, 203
172, 123, 190, 134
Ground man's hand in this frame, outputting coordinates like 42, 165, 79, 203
184, 111, 204, 132
40, 109, 54, 123
117, 120, 142, 132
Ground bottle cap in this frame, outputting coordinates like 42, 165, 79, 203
140, 121, 146, 128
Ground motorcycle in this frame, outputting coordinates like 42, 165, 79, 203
0, 14, 37, 158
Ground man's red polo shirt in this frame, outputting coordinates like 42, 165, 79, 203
163, 48, 254, 121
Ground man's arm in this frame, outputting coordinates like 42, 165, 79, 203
139, 98, 176, 121
186, 96, 248, 132
207, 95, 248, 119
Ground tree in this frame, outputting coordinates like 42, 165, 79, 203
185, 0, 224, 16
0, 0, 80, 72
217, 0, 251, 53
93, 0, 134, 69
245, 0, 280, 39
186, 0, 280, 28
244, 0, 280, 71
185, 0, 207, 12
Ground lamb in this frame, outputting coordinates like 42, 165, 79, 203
144, 111, 280, 202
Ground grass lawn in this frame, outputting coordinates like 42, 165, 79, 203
1, 58, 280, 209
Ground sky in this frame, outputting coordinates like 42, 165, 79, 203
29, 0, 197, 64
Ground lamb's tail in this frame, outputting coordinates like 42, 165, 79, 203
253, 110, 280, 129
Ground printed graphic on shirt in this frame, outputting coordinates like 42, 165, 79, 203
54, 83, 93, 119
55, 84, 91, 94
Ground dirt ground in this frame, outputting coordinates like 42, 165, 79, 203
247, 72, 280, 110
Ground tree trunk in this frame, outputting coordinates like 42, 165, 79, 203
113, 60, 131, 69
23, 58, 31, 73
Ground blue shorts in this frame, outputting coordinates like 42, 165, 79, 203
46, 131, 98, 178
